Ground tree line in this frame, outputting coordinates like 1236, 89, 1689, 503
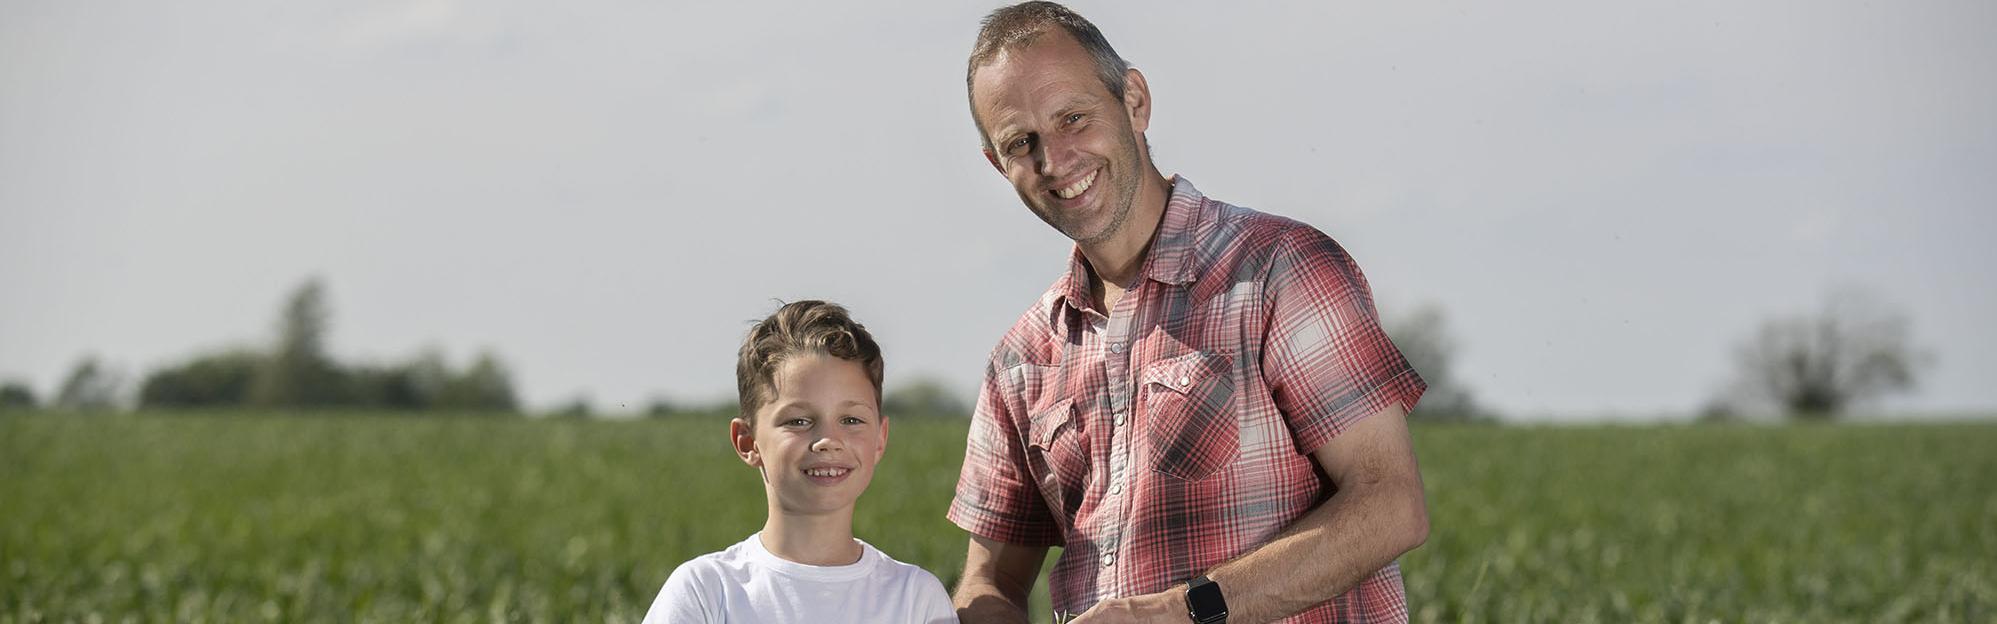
1, 283, 1925, 421
1, 278, 517, 414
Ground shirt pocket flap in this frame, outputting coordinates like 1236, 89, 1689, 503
1027, 398, 1078, 449
1141, 350, 1232, 395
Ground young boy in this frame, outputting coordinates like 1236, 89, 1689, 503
643, 300, 957, 624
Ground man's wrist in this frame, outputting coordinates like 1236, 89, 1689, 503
1183, 575, 1229, 623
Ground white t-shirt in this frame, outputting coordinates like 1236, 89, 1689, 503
643, 533, 957, 624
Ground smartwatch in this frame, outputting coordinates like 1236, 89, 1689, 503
1185, 575, 1228, 624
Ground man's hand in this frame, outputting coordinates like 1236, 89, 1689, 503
1070, 585, 1187, 624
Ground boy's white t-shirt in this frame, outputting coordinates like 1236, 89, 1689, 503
642, 533, 957, 624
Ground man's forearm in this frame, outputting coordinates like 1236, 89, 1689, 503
1202, 479, 1429, 623
954, 580, 1033, 624
955, 535, 1049, 624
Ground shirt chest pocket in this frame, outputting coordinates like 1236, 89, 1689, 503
1025, 397, 1089, 517
1140, 350, 1239, 482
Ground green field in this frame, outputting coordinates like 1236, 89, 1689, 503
3, 413, 1993, 622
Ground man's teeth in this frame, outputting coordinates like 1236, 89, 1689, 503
1055, 170, 1097, 199
805, 467, 850, 477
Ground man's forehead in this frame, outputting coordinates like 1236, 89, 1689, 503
972, 41, 1106, 123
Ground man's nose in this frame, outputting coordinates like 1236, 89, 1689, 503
1035, 132, 1076, 178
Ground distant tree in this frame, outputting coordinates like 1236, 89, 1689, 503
249, 278, 351, 408
401, 349, 454, 407
139, 349, 261, 408
0, 380, 37, 411
1385, 304, 1489, 422
54, 356, 121, 411
882, 377, 968, 418
440, 351, 518, 413
341, 349, 517, 413
643, 396, 682, 418
645, 396, 739, 419
1721, 289, 1924, 420
346, 362, 428, 410
553, 396, 594, 420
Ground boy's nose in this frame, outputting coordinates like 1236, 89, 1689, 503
810, 435, 844, 452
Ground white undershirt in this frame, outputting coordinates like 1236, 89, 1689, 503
642, 533, 958, 624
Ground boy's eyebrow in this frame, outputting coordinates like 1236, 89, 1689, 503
768, 399, 876, 414
769, 401, 814, 416
840, 400, 885, 415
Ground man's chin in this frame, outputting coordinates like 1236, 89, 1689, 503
1062, 211, 1126, 245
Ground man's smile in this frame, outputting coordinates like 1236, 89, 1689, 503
1051, 168, 1099, 200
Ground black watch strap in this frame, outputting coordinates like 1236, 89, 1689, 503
1185, 575, 1228, 624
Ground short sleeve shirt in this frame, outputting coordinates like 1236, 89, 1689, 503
947, 177, 1426, 623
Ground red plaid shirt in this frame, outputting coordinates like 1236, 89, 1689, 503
948, 177, 1425, 623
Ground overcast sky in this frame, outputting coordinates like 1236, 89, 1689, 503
3, 0, 1992, 420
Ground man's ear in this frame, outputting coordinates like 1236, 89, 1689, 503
983, 147, 1004, 175
1122, 67, 1152, 135
730, 417, 760, 467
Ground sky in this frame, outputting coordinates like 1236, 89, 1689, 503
3, 0, 1993, 420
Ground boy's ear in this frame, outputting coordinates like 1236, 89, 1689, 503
730, 417, 759, 467
875, 414, 890, 462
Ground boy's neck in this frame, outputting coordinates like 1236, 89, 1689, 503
759, 510, 863, 567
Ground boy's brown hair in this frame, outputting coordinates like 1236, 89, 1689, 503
734, 300, 885, 423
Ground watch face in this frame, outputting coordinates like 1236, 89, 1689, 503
1188, 578, 1227, 622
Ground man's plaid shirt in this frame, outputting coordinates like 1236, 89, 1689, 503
948, 177, 1426, 622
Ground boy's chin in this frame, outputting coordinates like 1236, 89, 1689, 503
774, 498, 861, 517
773, 483, 872, 515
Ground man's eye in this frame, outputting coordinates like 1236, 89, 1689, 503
1008, 136, 1031, 153
1066, 113, 1084, 124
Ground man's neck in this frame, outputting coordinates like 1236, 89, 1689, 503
1080, 168, 1173, 314
759, 507, 861, 566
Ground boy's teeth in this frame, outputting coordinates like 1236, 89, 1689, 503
1055, 170, 1097, 199
806, 467, 850, 477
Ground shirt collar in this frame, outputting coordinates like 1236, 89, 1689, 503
1052, 176, 1207, 316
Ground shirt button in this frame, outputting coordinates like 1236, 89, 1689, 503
1108, 342, 1123, 353
1101, 552, 1116, 567
1109, 481, 1122, 495
1177, 375, 1191, 388
1114, 411, 1126, 426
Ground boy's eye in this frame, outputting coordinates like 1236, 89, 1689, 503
782, 418, 809, 427
842, 416, 865, 425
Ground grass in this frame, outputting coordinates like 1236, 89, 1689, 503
2, 412, 1992, 622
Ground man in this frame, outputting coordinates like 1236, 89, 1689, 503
948, 3, 1432, 623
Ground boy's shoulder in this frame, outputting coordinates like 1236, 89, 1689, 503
864, 541, 947, 586
668, 534, 764, 580
647, 537, 763, 624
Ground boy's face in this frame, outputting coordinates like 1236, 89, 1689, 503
732, 354, 888, 517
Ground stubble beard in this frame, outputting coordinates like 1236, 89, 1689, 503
1029, 128, 1143, 246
